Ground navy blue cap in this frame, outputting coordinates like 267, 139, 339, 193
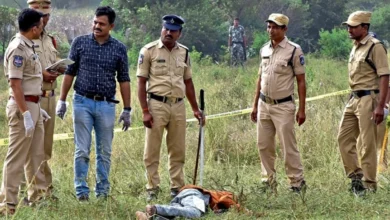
369, 31, 377, 38
162, 14, 185, 31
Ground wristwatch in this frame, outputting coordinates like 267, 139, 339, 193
124, 107, 132, 112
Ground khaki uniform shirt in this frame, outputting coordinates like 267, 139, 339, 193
259, 37, 305, 99
136, 39, 192, 98
4, 33, 42, 96
33, 30, 59, 90
348, 35, 389, 91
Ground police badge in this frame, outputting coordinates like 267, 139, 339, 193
138, 54, 144, 65
299, 55, 305, 65
13, 55, 24, 68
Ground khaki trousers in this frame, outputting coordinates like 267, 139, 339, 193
257, 100, 304, 187
357, 120, 388, 169
338, 95, 377, 188
144, 99, 186, 190
0, 101, 45, 208
39, 94, 56, 191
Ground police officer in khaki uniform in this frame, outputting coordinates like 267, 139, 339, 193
356, 32, 390, 172
338, 11, 390, 194
137, 15, 204, 202
251, 13, 307, 193
28, 0, 60, 197
0, 9, 49, 214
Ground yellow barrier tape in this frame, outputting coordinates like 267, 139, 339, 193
0, 89, 352, 146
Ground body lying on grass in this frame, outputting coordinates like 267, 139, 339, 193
136, 184, 240, 219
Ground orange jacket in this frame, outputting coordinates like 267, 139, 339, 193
180, 185, 240, 211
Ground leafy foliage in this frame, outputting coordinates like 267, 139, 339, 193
0, 6, 18, 58
318, 28, 352, 60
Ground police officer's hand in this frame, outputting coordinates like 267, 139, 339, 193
296, 110, 306, 126
373, 106, 384, 125
118, 109, 131, 131
56, 100, 67, 120
23, 110, 35, 137
251, 107, 258, 123
143, 112, 154, 128
194, 110, 205, 126
43, 70, 59, 83
40, 108, 51, 122
384, 108, 389, 120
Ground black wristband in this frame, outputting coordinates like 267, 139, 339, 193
124, 107, 132, 111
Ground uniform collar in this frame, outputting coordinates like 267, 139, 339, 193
16, 33, 34, 48
269, 36, 288, 49
40, 29, 48, 39
354, 34, 371, 46
158, 39, 179, 50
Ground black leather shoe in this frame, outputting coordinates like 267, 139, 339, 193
170, 188, 179, 198
290, 180, 307, 193
350, 179, 366, 196
77, 194, 89, 202
146, 187, 160, 202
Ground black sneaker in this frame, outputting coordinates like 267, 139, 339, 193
290, 180, 307, 193
170, 188, 179, 198
350, 179, 366, 196
77, 194, 89, 202
146, 187, 160, 202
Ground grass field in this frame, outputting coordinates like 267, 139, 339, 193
1, 55, 390, 219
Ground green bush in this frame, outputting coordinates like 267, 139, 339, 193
318, 28, 352, 60
250, 31, 269, 58
58, 42, 71, 58
189, 46, 202, 64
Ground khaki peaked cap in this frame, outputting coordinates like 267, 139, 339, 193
266, 13, 289, 26
342, 11, 371, 26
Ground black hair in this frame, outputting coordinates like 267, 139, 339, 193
361, 23, 370, 31
18, 8, 43, 32
95, 6, 116, 24
234, 17, 239, 21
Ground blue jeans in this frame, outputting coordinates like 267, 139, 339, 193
72, 93, 116, 198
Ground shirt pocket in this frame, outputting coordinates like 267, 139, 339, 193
274, 60, 290, 74
151, 62, 168, 76
175, 61, 187, 76
261, 59, 270, 74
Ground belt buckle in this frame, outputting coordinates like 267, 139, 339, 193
165, 97, 174, 104
265, 96, 274, 105
93, 95, 100, 101
352, 92, 359, 99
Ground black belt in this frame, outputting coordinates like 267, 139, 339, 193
232, 41, 243, 44
260, 93, 292, 105
351, 90, 379, 98
79, 93, 119, 104
149, 93, 183, 104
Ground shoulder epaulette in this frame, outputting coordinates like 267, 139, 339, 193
287, 40, 302, 50
178, 43, 189, 63
48, 34, 57, 49
144, 40, 159, 49
261, 41, 271, 49
178, 43, 189, 51
366, 38, 387, 73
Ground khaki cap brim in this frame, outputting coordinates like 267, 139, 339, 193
266, 19, 284, 26
29, 5, 51, 15
342, 21, 361, 26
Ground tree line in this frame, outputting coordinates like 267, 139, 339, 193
1, 0, 390, 62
